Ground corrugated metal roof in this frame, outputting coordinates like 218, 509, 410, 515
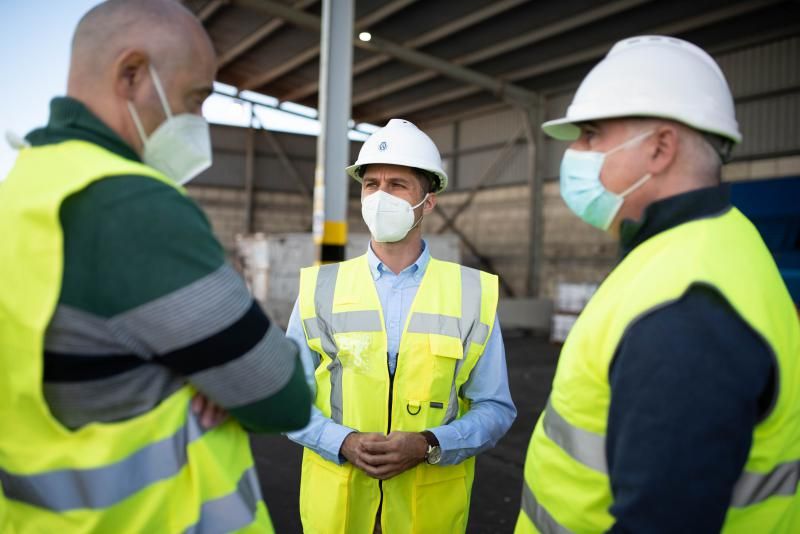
184, 0, 800, 127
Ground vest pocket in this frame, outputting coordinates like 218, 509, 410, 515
300, 450, 352, 533
429, 334, 464, 360
413, 462, 469, 533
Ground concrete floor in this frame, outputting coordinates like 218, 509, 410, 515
251, 333, 560, 533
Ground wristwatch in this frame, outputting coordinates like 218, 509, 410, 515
421, 430, 442, 465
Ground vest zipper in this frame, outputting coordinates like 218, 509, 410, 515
377, 352, 394, 531
386, 352, 395, 433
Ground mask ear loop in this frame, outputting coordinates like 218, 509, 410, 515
126, 63, 172, 145
148, 63, 173, 120
607, 129, 656, 199
408, 193, 430, 232
126, 101, 149, 144
605, 129, 655, 157
619, 173, 652, 198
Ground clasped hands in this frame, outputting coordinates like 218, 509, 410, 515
340, 431, 429, 480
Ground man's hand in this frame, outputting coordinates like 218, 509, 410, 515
341, 432, 388, 472
359, 431, 428, 480
191, 393, 228, 429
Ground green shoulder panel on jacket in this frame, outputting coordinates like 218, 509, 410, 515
59, 174, 226, 317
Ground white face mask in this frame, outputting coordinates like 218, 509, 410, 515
127, 64, 212, 185
361, 190, 428, 243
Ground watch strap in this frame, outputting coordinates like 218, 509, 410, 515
421, 430, 439, 449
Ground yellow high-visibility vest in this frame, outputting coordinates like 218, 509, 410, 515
298, 255, 498, 533
515, 207, 800, 534
0, 140, 274, 533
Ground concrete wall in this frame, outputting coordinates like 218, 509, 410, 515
424, 183, 616, 300
187, 187, 312, 254
187, 186, 370, 255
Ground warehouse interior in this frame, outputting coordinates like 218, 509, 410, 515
181, 1, 799, 530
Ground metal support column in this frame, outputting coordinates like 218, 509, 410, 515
523, 99, 546, 297
243, 108, 256, 234
313, 0, 353, 263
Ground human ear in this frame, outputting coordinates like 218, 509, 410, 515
423, 192, 437, 214
649, 125, 679, 175
113, 49, 149, 101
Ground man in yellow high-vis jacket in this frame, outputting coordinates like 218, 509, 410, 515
286, 119, 517, 533
0, 1, 311, 532
515, 36, 800, 533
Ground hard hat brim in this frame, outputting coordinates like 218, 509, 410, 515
542, 112, 742, 144
541, 118, 583, 141
346, 162, 448, 194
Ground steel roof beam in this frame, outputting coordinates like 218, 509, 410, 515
351, 0, 652, 107
280, 0, 531, 103
217, 0, 318, 70
197, 0, 228, 22
357, 0, 781, 123
233, 0, 539, 108
238, 0, 419, 91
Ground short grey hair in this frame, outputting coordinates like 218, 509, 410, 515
625, 118, 722, 183
680, 128, 723, 181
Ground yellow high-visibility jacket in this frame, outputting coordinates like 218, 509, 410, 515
0, 140, 273, 533
298, 255, 498, 533
516, 208, 800, 534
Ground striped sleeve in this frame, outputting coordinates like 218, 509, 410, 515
55, 175, 304, 413
109, 264, 299, 408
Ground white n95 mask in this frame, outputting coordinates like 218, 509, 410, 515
361, 191, 428, 243
127, 63, 212, 185
559, 130, 654, 231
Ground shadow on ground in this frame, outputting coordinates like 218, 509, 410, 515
250, 333, 560, 533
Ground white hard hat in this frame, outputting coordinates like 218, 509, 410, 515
542, 35, 741, 145
346, 118, 448, 193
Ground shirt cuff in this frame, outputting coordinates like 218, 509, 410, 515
426, 425, 462, 466
319, 421, 357, 465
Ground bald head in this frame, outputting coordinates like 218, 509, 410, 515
67, 0, 216, 156
69, 0, 214, 91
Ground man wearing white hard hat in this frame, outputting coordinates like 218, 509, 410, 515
286, 118, 516, 533
515, 36, 800, 533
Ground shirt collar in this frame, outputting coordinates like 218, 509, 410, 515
25, 97, 141, 162
367, 240, 431, 281
619, 184, 732, 258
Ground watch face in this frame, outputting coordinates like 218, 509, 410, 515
427, 446, 442, 465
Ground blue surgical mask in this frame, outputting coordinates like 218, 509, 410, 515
559, 130, 654, 230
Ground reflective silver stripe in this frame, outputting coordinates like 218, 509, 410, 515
0, 407, 205, 512
303, 317, 322, 339
332, 310, 382, 333
183, 466, 262, 534
314, 264, 340, 358
439, 266, 486, 424
305, 311, 382, 337
406, 312, 461, 338
543, 398, 608, 474
314, 264, 343, 423
443, 363, 461, 425
521, 482, 574, 534
328, 358, 344, 423
471, 322, 490, 346
730, 460, 800, 507
460, 266, 487, 347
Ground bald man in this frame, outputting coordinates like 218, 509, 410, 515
0, 1, 309, 532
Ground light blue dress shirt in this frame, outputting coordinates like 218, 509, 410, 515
285, 241, 516, 465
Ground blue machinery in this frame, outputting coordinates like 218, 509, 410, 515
731, 176, 800, 305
